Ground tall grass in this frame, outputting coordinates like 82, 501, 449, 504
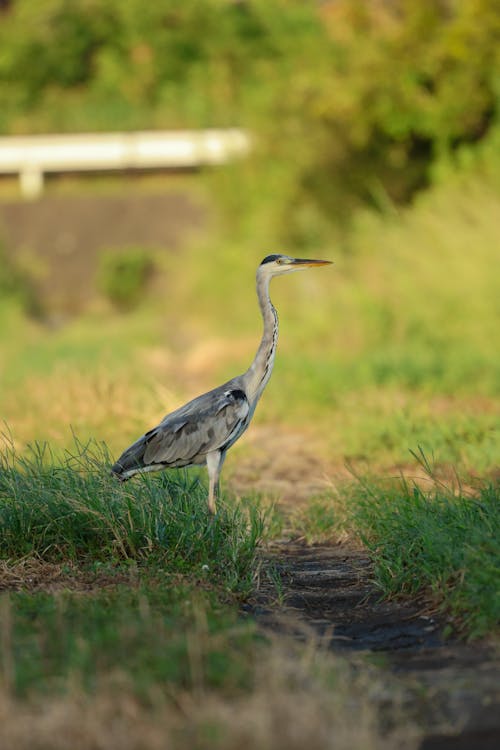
0, 438, 265, 594
348, 470, 500, 638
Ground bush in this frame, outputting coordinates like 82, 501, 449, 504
97, 247, 155, 310
0, 242, 43, 317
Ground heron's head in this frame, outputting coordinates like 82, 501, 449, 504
259, 254, 332, 277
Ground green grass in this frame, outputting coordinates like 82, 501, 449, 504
2, 584, 255, 699
294, 459, 500, 638
0, 438, 265, 594
0, 438, 268, 701
350, 475, 500, 638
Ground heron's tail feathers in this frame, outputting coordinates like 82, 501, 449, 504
111, 433, 150, 480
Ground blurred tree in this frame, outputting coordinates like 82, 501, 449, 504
0, 0, 499, 234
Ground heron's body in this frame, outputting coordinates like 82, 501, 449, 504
112, 254, 331, 513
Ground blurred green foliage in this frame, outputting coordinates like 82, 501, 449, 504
0, 241, 42, 317
1, 0, 500, 230
97, 247, 154, 310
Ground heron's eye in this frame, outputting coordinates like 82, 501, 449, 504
276, 257, 285, 264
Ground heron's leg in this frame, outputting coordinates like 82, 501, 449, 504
206, 450, 226, 515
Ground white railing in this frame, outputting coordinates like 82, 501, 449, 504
0, 129, 252, 198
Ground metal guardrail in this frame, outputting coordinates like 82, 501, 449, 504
0, 129, 252, 198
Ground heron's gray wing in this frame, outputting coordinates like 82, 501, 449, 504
143, 387, 249, 466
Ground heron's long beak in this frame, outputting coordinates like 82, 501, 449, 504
291, 258, 333, 267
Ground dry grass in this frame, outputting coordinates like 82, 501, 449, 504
1, 368, 161, 453
4, 363, 498, 485
0, 557, 138, 594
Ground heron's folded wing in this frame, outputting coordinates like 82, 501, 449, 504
143, 388, 249, 466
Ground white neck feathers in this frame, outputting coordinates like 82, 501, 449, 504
243, 269, 279, 405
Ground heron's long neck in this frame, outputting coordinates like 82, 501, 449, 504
244, 271, 279, 405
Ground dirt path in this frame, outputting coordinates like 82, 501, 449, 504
247, 537, 499, 750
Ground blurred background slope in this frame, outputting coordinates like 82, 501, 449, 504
0, 0, 499, 474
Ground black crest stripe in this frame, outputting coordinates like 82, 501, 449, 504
260, 254, 282, 265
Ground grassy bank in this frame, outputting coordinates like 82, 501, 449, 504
295, 461, 500, 638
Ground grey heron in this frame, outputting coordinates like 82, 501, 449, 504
112, 254, 332, 513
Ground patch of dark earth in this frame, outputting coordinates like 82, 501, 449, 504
244, 539, 499, 750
